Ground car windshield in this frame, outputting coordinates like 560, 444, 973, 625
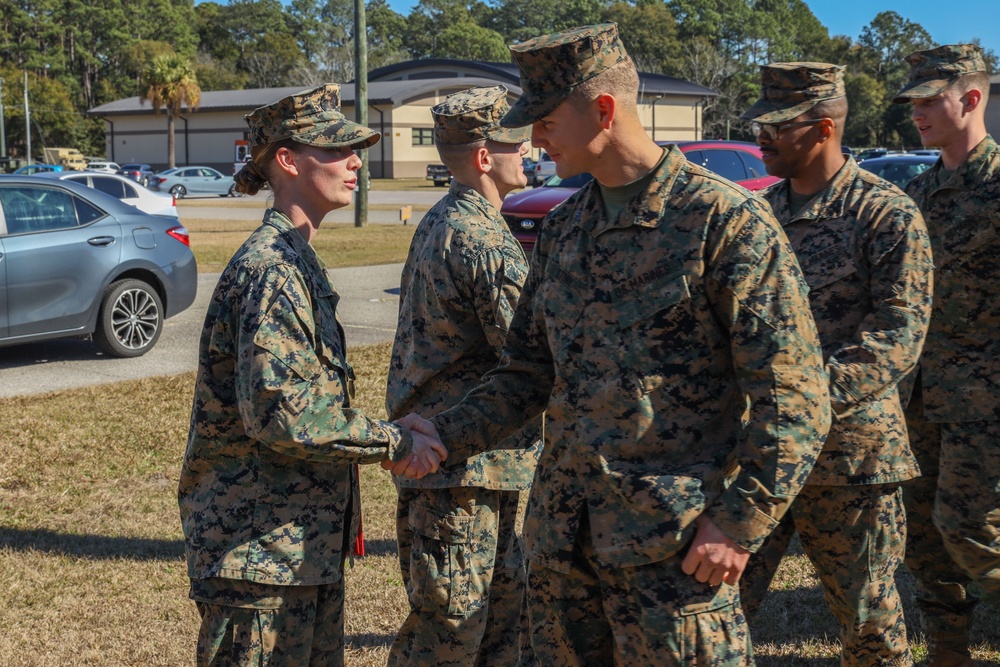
543, 173, 594, 188
159, 168, 179, 176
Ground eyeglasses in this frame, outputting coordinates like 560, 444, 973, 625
751, 118, 827, 141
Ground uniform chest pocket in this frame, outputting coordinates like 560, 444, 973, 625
942, 213, 1000, 267
314, 293, 354, 400
617, 274, 704, 394
798, 242, 858, 291
539, 262, 588, 369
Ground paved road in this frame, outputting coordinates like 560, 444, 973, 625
0, 188, 459, 398
0, 263, 405, 399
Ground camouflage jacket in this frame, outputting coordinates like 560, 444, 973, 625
387, 182, 542, 490
430, 145, 831, 572
906, 135, 1000, 422
179, 209, 414, 586
763, 158, 933, 485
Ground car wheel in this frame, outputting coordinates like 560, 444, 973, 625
170, 185, 187, 198
93, 279, 164, 358
141, 177, 149, 187
228, 183, 241, 197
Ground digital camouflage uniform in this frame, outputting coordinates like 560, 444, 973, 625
738, 62, 934, 667
428, 24, 832, 666
385, 86, 541, 667
891, 44, 1000, 662
179, 84, 406, 667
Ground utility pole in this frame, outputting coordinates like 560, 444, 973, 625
0, 76, 7, 159
24, 70, 32, 165
353, 0, 368, 228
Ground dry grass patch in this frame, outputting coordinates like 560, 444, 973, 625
1, 344, 999, 665
185, 221, 417, 273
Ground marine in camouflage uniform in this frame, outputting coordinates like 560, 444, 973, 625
385, 86, 541, 667
738, 63, 933, 667
892, 44, 1000, 667
412, 24, 832, 665
179, 84, 432, 667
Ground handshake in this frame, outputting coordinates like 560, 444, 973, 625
381, 413, 449, 479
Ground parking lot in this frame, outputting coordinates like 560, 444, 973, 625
0, 188, 440, 398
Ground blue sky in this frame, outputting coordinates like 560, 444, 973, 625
385, 0, 1000, 58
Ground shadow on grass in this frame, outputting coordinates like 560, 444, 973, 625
361, 538, 398, 558
0, 527, 184, 560
347, 632, 395, 650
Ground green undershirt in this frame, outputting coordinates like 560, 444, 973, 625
598, 149, 667, 221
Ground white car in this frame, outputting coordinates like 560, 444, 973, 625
532, 153, 556, 186
86, 161, 121, 174
33, 171, 178, 218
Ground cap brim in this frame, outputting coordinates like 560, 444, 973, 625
892, 79, 952, 104
485, 124, 532, 144
298, 119, 381, 150
740, 98, 822, 124
500, 91, 569, 128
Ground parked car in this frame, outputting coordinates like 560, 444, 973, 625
426, 163, 452, 187
532, 152, 556, 186
13, 164, 63, 175
86, 160, 121, 174
148, 166, 240, 198
34, 171, 178, 218
502, 140, 780, 254
521, 157, 536, 182
907, 149, 941, 157
858, 154, 938, 189
0, 175, 197, 357
117, 163, 156, 187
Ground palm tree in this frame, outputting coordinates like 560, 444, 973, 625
141, 55, 201, 169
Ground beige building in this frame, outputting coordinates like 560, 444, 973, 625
987, 74, 1000, 141
88, 59, 716, 178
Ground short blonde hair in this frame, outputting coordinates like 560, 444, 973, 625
567, 57, 639, 112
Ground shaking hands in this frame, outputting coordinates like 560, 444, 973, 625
381, 413, 448, 479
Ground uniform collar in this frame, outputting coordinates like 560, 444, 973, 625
261, 208, 335, 293
774, 156, 858, 226
448, 179, 504, 223
936, 134, 998, 192
580, 144, 683, 236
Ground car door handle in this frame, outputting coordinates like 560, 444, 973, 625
88, 236, 116, 246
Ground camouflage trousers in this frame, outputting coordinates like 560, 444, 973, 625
527, 509, 752, 666
740, 484, 911, 667
190, 577, 346, 667
903, 391, 1000, 653
388, 486, 532, 667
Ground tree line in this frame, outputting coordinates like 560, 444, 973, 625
0, 0, 995, 161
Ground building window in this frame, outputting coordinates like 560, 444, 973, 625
412, 128, 434, 146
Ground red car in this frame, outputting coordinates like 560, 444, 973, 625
502, 140, 779, 253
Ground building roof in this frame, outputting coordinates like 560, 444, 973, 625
369, 58, 717, 98
88, 59, 716, 116
87, 78, 522, 116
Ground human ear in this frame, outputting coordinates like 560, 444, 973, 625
964, 89, 983, 112
274, 146, 298, 176
596, 93, 616, 129
475, 146, 492, 174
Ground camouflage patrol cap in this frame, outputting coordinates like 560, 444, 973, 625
741, 62, 846, 123
432, 85, 531, 145
892, 44, 987, 103
500, 23, 629, 128
245, 83, 380, 150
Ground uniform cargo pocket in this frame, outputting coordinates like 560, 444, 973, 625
798, 242, 857, 291
406, 504, 490, 617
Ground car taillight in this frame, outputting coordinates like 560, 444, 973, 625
166, 226, 190, 246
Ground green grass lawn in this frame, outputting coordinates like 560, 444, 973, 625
2, 341, 999, 665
